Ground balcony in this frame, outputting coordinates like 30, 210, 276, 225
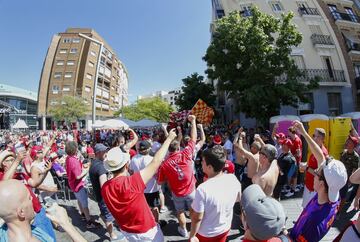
240, 9, 252, 17
311, 34, 334, 46
298, 7, 320, 16
277, 69, 346, 84
331, 11, 360, 28
216, 9, 225, 19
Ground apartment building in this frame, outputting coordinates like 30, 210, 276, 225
211, 0, 354, 125
37, 28, 128, 129
316, 0, 360, 108
137, 88, 181, 111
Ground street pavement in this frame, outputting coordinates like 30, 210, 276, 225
55, 189, 359, 242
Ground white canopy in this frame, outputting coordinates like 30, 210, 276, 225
270, 115, 300, 124
12, 119, 28, 129
92, 119, 129, 129
133, 119, 160, 128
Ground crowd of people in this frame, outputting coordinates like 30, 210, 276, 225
0, 115, 359, 242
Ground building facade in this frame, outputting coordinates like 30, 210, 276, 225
0, 84, 37, 130
316, 0, 360, 109
211, 0, 354, 126
37, 28, 128, 130
137, 88, 181, 110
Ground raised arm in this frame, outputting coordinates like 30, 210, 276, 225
126, 128, 138, 149
140, 129, 177, 184
189, 115, 197, 142
2, 152, 25, 180
196, 123, 206, 148
293, 120, 324, 167
28, 160, 53, 188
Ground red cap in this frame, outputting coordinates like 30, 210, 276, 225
275, 132, 286, 140
279, 138, 293, 147
30, 146, 43, 160
213, 135, 222, 145
348, 135, 359, 146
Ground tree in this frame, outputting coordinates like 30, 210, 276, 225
114, 97, 174, 123
49, 95, 89, 123
176, 73, 216, 111
203, 7, 318, 125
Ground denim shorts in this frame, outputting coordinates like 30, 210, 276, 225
98, 200, 114, 223
172, 190, 195, 212
74, 187, 89, 209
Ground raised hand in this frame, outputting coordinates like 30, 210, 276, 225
168, 128, 177, 140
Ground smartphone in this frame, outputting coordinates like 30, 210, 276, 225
14, 143, 25, 154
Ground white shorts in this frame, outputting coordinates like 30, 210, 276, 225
302, 187, 316, 208
122, 224, 164, 242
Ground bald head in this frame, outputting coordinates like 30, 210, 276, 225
0, 179, 34, 223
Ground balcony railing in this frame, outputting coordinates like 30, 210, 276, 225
298, 7, 320, 16
277, 69, 346, 83
331, 11, 360, 23
311, 34, 334, 46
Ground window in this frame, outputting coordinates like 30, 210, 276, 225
63, 85, 70, 92
70, 48, 77, 54
56, 60, 64, 66
354, 64, 360, 77
104, 67, 112, 78
100, 56, 106, 65
328, 4, 340, 20
99, 66, 104, 74
85, 86, 91, 93
86, 73, 93, 80
50, 100, 58, 106
328, 93, 342, 116
54, 72, 62, 79
64, 72, 72, 78
240, 4, 252, 16
88, 61, 94, 68
90, 51, 96, 57
298, 93, 314, 115
63, 38, 71, 43
67, 60, 75, 66
291, 55, 306, 69
52, 85, 59, 94
270, 1, 284, 12
59, 49, 67, 54
345, 7, 358, 22
321, 56, 334, 78
72, 38, 80, 43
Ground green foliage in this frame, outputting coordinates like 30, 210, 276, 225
114, 97, 174, 123
203, 7, 319, 125
176, 73, 216, 110
49, 96, 89, 122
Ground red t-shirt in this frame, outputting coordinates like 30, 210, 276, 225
129, 149, 137, 159
157, 140, 196, 197
86, 146, 95, 155
65, 155, 84, 192
305, 145, 328, 191
0, 171, 42, 213
101, 172, 156, 233
291, 135, 302, 164
242, 238, 282, 242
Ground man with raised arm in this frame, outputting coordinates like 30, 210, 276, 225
101, 129, 177, 242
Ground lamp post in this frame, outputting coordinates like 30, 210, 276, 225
78, 33, 104, 126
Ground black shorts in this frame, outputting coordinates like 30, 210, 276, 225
145, 191, 160, 208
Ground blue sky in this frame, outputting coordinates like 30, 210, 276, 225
0, 0, 212, 102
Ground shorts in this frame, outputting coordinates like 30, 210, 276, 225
145, 191, 160, 208
288, 164, 298, 179
122, 224, 164, 242
196, 230, 229, 242
172, 190, 195, 212
74, 187, 89, 209
98, 200, 114, 223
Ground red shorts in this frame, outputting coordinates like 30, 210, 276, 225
195, 230, 229, 242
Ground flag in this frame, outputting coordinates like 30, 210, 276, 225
191, 99, 214, 125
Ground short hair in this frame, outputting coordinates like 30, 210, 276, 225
65, 141, 78, 156
169, 140, 180, 153
288, 126, 296, 134
251, 141, 261, 151
315, 128, 326, 139
202, 145, 226, 172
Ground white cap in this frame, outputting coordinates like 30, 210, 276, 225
104, 147, 130, 172
323, 159, 347, 203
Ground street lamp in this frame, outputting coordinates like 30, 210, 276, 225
78, 33, 104, 126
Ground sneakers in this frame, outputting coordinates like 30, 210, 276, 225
86, 220, 101, 229
160, 206, 168, 213
294, 187, 301, 193
284, 191, 295, 198
177, 226, 189, 237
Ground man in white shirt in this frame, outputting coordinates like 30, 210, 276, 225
189, 145, 241, 242
130, 140, 162, 222
223, 132, 233, 161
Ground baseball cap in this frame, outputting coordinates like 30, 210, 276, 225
104, 147, 130, 172
347, 135, 359, 146
279, 138, 293, 147
94, 143, 108, 153
213, 135, 222, 145
275, 132, 286, 142
323, 159, 347, 203
241, 184, 286, 240
139, 141, 151, 151
0, 150, 15, 168
30, 146, 43, 160
260, 144, 277, 162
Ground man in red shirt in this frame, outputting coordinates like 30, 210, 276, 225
287, 126, 303, 197
157, 115, 197, 237
299, 128, 328, 208
102, 129, 176, 242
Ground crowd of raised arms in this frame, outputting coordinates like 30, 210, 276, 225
0, 115, 359, 242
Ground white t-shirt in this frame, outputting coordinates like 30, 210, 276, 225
192, 173, 241, 238
130, 154, 160, 193
223, 139, 233, 161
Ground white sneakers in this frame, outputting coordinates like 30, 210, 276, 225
177, 226, 189, 237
